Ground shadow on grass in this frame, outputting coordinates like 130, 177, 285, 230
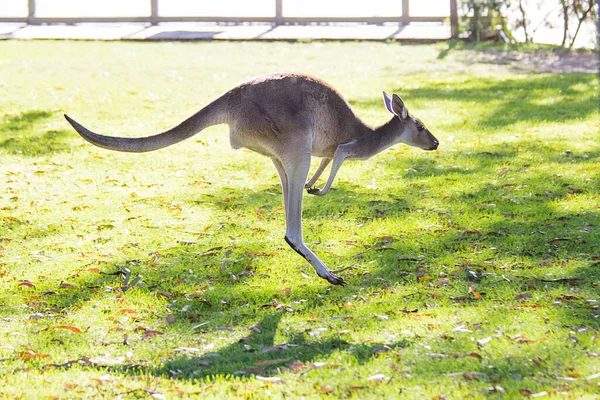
0, 110, 72, 156
350, 74, 598, 129
142, 311, 411, 379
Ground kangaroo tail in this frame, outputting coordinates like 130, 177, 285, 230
65, 97, 228, 153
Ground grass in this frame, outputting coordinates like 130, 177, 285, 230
0, 40, 599, 399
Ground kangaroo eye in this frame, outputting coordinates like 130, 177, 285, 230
417, 125, 425, 132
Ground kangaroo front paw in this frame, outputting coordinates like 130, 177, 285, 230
306, 187, 323, 196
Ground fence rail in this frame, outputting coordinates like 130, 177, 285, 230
1, 0, 459, 39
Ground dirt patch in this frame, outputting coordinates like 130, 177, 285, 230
459, 50, 599, 74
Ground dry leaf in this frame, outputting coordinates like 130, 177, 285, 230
19, 350, 49, 360
469, 285, 482, 299
530, 391, 548, 398
59, 282, 78, 290
477, 336, 493, 346
586, 372, 600, 380
348, 386, 366, 391
286, 360, 305, 372
18, 281, 36, 289
254, 358, 290, 367
255, 376, 283, 383
370, 345, 394, 355
318, 386, 334, 394
434, 278, 450, 286
452, 325, 472, 333
275, 287, 291, 298
54, 325, 82, 334
366, 373, 387, 382
515, 293, 532, 300
547, 238, 570, 244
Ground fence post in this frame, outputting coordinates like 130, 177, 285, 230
151, 0, 159, 25
450, 0, 459, 39
27, 0, 36, 24
275, 0, 283, 25
401, 0, 409, 25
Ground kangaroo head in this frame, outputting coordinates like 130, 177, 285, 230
383, 92, 439, 151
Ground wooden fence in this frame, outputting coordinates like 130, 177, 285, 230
0, 0, 459, 39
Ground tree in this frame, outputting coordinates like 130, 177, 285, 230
567, 0, 597, 48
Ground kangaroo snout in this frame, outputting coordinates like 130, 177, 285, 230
428, 138, 439, 151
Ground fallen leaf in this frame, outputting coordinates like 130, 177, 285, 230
18, 281, 36, 289
434, 278, 450, 286
517, 337, 549, 344
469, 285, 482, 299
366, 373, 387, 382
477, 336, 493, 346
586, 372, 600, 380
286, 360, 305, 372
174, 347, 201, 353
347, 386, 366, 391
535, 277, 583, 284
255, 358, 291, 367
166, 315, 175, 324
59, 281, 78, 289
370, 345, 393, 355
213, 326, 235, 333
275, 287, 291, 298
547, 238, 570, 244
452, 325, 472, 333
19, 349, 49, 360
143, 330, 163, 338
54, 326, 82, 334
318, 386, 334, 394
255, 376, 283, 383
515, 293, 532, 300
530, 391, 548, 398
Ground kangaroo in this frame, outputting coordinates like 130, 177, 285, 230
65, 73, 438, 286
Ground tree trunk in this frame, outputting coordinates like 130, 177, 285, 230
518, 0, 529, 43
559, 0, 569, 47
569, 0, 595, 48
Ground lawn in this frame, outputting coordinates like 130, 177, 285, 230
0, 40, 598, 399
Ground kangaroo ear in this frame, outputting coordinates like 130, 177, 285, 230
382, 92, 395, 115
392, 94, 409, 120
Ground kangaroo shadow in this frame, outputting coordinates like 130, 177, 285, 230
122, 311, 411, 380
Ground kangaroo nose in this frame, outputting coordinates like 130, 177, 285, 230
430, 139, 439, 150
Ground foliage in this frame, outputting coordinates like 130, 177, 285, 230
0, 41, 599, 399
459, 0, 598, 48
460, 0, 510, 42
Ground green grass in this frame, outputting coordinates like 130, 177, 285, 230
0, 40, 599, 399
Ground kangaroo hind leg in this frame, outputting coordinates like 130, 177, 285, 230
280, 152, 345, 285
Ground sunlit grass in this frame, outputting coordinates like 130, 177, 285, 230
0, 40, 599, 398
